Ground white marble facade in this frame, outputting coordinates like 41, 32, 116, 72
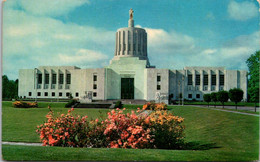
18, 10, 247, 103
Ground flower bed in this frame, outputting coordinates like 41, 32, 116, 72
36, 103, 185, 149
13, 101, 38, 108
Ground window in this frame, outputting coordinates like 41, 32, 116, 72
203, 75, 208, 85
37, 92, 41, 96
133, 43, 136, 51
28, 92, 32, 96
66, 74, 71, 84
203, 86, 208, 91
196, 94, 200, 98
211, 86, 215, 91
157, 85, 161, 90
44, 92, 48, 96
188, 75, 192, 85
59, 92, 62, 97
188, 94, 192, 99
93, 84, 97, 89
52, 74, 57, 84
38, 74, 42, 84
45, 74, 49, 84
220, 75, 224, 86
138, 44, 141, 52
52, 92, 55, 97
157, 75, 161, 82
196, 86, 199, 90
93, 75, 97, 81
59, 74, 64, 84
211, 75, 216, 85
220, 86, 224, 90
75, 92, 79, 97
195, 75, 200, 85
66, 93, 70, 97
93, 92, 97, 97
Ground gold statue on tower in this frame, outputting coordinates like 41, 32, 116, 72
129, 8, 134, 19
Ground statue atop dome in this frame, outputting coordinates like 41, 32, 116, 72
129, 8, 134, 20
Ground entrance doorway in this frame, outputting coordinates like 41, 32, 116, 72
121, 78, 134, 99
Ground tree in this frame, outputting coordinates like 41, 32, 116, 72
203, 94, 211, 107
211, 92, 218, 108
229, 88, 244, 110
217, 91, 229, 108
2, 75, 18, 100
246, 51, 259, 110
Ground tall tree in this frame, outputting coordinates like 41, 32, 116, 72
229, 88, 244, 110
2, 75, 18, 100
246, 51, 259, 108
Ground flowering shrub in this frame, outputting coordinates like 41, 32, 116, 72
36, 103, 185, 149
149, 110, 185, 149
13, 101, 38, 108
36, 108, 107, 147
142, 102, 167, 111
104, 108, 154, 149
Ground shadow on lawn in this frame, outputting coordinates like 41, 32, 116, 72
182, 141, 221, 150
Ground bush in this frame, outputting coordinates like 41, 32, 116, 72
142, 102, 167, 110
65, 100, 77, 108
13, 101, 38, 108
114, 101, 123, 109
149, 110, 185, 149
36, 108, 107, 147
37, 104, 185, 149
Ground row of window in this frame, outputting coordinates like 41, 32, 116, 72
188, 94, 200, 99
38, 74, 71, 85
28, 92, 97, 97
37, 73, 99, 85
188, 74, 224, 86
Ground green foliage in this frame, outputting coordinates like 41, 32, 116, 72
203, 94, 211, 102
65, 100, 77, 108
229, 88, 244, 104
203, 94, 211, 107
210, 92, 218, 107
114, 101, 123, 108
217, 91, 229, 108
246, 51, 259, 102
2, 75, 18, 99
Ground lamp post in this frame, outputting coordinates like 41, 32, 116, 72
182, 75, 184, 106
34, 68, 38, 102
178, 81, 180, 105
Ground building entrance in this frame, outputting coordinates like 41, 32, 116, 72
121, 78, 134, 99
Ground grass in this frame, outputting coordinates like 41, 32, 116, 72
212, 107, 259, 115
2, 101, 259, 161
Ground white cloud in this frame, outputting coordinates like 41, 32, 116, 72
228, 0, 258, 21
202, 49, 217, 55
144, 27, 195, 55
4, 0, 90, 17
3, 6, 114, 80
58, 49, 108, 64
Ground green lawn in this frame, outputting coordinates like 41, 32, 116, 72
2, 101, 259, 161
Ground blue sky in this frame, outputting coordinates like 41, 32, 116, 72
3, 0, 259, 80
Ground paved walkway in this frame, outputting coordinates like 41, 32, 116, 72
189, 105, 259, 117
2, 141, 42, 146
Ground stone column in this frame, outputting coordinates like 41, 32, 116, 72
192, 70, 196, 91
208, 70, 211, 91
216, 70, 220, 91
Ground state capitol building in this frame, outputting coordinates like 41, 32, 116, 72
18, 9, 247, 104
